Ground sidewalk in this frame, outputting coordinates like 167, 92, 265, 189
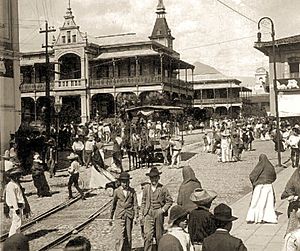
231, 166, 295, 251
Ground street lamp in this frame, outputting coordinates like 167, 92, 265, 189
54, 99, 62, 165
257, 17, 283, 167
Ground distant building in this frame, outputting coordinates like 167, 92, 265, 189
0, 0, 21, 154
255, 34, 300, 117
193, 73, 251, 118
20, 0, 194, 124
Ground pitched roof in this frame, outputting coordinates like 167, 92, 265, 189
150, 17, 174, 40
256, 34, 300, 47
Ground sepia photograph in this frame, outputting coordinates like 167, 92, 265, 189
1, 0, 300, 250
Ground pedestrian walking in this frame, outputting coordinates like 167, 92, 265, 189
220, 130, 232, 163
67, 153, 86, 200
141, 167, 173, 251
5, 168, 25, 237
45, 138, 56, 178
202, 132, 211, 153
72, 135, 84, 166
110, 172, 139, 251
84, 135, 95, 168
160, 134, 170, 165
287, 126, 300, 168
158, 205, 194, 251
246, 154, 277, 224
177, 166, 202, 213
112, 132, 123, 173
202, 203, 247, 251
32, 153, 51, 197
188, 188, 217, 251
170, 136, 183, 169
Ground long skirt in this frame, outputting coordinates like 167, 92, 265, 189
89, 165, 116, 189
246, 184, 277, 223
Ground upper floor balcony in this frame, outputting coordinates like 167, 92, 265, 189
194, 97, 243, 105
282, 72, 300, 79
89, 75, 192, 90
20, 79, 86, 93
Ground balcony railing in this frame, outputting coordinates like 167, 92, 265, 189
90, 75, 163, 88
54, 79, 86, 89
282, 72, 300, 79
20, 82, 54, 92
194, 97, 243, 105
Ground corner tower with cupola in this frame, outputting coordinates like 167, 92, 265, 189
149, 0, 174, 49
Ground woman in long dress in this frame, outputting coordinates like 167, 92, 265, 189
89, 142, 115, 189
246, 154, 277, 224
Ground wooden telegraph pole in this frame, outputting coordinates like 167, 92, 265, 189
40, 21, 56, 139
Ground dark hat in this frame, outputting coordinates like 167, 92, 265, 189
213, 203, 238, 222
146, 167, 162, 177
168, 205, 188, 226
190, 188, 217, 205
118, 172, 131, 180
3, 233, 29, 251
6, 167, 23, 177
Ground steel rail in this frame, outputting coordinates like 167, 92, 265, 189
0, 189, 94, 242
37, 198, 113, 251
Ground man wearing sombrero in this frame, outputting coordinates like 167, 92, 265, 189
141, 167, 173, 251
110, 172, 138, 250
202, 203, 247, 251
5, 168, 25, 237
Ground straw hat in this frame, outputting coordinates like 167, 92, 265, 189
33, 153, 43, 163
213, 203, 238, 222
6, 167, 23, 177
67, 153, 79, 160
2, 150, 10, 160
190, 188, 217, 205
168, 205, 188, 226
146, 167, 162, 177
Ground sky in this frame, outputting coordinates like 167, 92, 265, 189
18, 0, 300, 78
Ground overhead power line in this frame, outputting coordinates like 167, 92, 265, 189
215, 0, 257, 24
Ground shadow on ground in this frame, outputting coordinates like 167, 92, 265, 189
26, 229, 58, 241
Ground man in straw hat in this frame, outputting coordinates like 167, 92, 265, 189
141, 167, 173, 251
5, 168, 25, 237
67, 153, 86, 200
169, 136, 183, 169
110, 171, 139, 251
188, 188, 217, 250
158, 205, 194, 251
202, 203, 247, 251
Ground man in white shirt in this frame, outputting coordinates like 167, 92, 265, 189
287, 127, 300, 168
5, 168, 25, 237
72, 135, 84, 165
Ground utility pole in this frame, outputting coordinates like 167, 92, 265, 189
40, 21, 56, 139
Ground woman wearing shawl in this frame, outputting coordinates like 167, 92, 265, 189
246, 154, 277, 224
281, 168, 300, 234
89, 142, 115, 189
177, 166, 202, 212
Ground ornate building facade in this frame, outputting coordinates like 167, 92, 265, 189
20, 1, 194, 124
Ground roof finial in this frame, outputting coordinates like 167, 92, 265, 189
156, 0, 166, 15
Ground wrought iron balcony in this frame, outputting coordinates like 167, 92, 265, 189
54, 79, 86, 89
282, 72, 300, 79
20, 82, 54, 92
194, 97, 243, 105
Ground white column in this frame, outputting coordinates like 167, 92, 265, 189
284, 62, 289, 78
80, 94, 88, 123
55, 63, 60, 81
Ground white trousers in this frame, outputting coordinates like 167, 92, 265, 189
246, 184, 277, 223
9, 208, 23, 237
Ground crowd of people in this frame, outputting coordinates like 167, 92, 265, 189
3, 114, 300, 250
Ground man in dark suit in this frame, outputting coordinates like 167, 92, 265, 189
110, 172, 139, 251
141, 167, 173, 251
202, 203, 247, 251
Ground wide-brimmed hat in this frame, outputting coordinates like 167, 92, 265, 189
67, 153, 79, 160
33, 153, 43, 163
168, 205, 188, 226
46, 138, 55, 145
2, 150, 10, 160
190, 188, 217, 205
146, 167, 162, 177
6, 167, 23, 177
221, 130, 231, 136
172, 136, 181, 141
160, 134, 167, 139
117, 172, 132, 180
213, 203, 238, 222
